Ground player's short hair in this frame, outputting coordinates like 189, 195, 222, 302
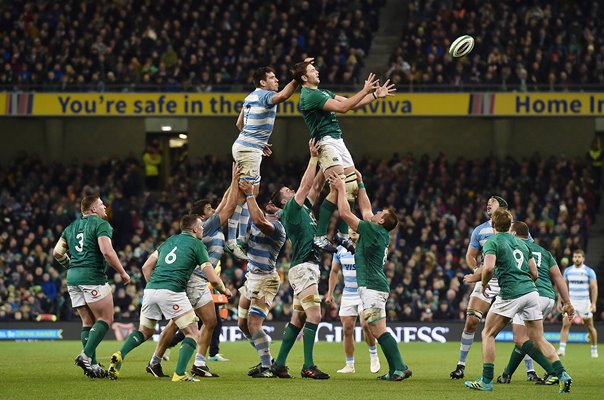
270, 187, 285, 209
492, 208, 512, 232
382, 209, 399, 231
253, 66, 276, 87
180, 214, 201, 231
291, 61, 311, 84
511, 221, 529, 238
81, 195, 100, 213
573, 249, 585, 256
190, 199, 211, 215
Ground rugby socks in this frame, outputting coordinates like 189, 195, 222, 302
120, 330, 145, 358
252, 329, 272, 368
378, 332, 406, 373
521, 340, 554, 375
346, 356, 354, 366
503, 346, 525, 376
176, 337, 197, 376
302, 322, 319, 368
458, 331, 475, 365
275, 323, 301, 366
317, 199, 336, 236
368, 345, 378, 359
228, 204, 242, 242
84, 320, 108, 360
558, 342, 567, 353
592, 345, 598, 355
523, 355, 535, 372
81, 327, 97, 364
150, 354, 162, 366
552, 360, 566, 378
482, 362, 494, 384
238, 202, 250, 238
194, 354, 207, 367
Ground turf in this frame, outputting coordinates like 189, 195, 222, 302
0, 340, 597, 399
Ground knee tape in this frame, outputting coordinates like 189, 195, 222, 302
175, 311, 199, 330
293, 298, 305, 313
139, 316, 157, 330
250, 304, 270, 318
466, 308, 483, 320
300, 294, 321, 311
238, 306, 249, 320
344, 172, 358, 201
363, 307, 386, 325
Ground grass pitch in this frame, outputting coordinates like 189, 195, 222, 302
0, 340, 597, 399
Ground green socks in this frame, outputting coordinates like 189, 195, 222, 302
120, 330, 145, 359
482, 363, 494, 384
317, 199, 336, 236
521, 340, 554, 375
175, 337, 197, 375
378, 332, 406, 374
503, 346, 525, 376
81, 327, 97, 363
83, 320, 108, 360
276, 323, 302, 367
302, 322, 319, 368
552, 360, 565, 378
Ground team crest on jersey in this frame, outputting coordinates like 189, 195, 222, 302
172, 304, 180, 311
91, 290, 99, 297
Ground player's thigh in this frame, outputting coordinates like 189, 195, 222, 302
511, 322, 529, 344
482, 307, 510, 338
582, 317, 596, 328
247, 272, 280, 310
76, 304, 96, 326
156, 289, 194, 321
340, 316, 357, 333
195, 301, 217, 325
232, 145, 262, 179
187, 284, 213, 310
524, 319, 545, 342
86, 289, 115, 320
289, 263, 320, 299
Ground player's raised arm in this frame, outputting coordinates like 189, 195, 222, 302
322, 73, 379, 113
348, 79, 397, 110
141, 250, 158, 282
99, 236, 131, 284
355, 169, 373, 221
307, 170, 325, 206
293, 139, 320, 206
330, 174, 361, 231
216, 163, 242, 225
239, 179, 275, 236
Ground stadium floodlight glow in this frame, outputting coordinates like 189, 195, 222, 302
161, 125, 172, 132
178, 133, 188, 139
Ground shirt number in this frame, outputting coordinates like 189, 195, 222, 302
75, 233, 84, 252
165, 247, 177, 264
513, 249, 524, 270
532, 252, 542, 268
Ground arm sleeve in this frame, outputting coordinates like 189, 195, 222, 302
259, 89, 276, 107
357, 220, 369, 235
333, 248, 341, 264
587, 267, 597, 281
545, 251, 557, 270
97, 220, 113, 238
469, 227, 480, 249
203, 214, 221, 234
282, 200, 301, 224
482, 239, 496, 255
271, 221, 287, 241
562, 268, 569, 280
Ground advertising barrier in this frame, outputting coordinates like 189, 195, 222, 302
1, 321, 602, 343
4, 92, 603, 117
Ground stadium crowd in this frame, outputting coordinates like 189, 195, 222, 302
0, 151, 598, 324
0, 0, 383, 92
388, 0, 604, 90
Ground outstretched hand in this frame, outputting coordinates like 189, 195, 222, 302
375, 79, 396, 98
309, 139, 320, 158
363, 73, 380, 94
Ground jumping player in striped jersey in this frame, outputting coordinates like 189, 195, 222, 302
325, 228, 380, 374
451, 195, 541, 382
236, 179, 287, 378
558, 249, 598, 358
227, 59, 313, 260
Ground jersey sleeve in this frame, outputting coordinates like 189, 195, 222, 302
302, 89, 330, 111
544, 250, 557, 270
482, 238, 496, 255
332, 248, 342, 264
562, 267, 569, 280
357, 220, 370, 235
468, 227, 480, 249
203, 214, 222, 234
96, 220, 113, 238
282, 199, 302, 225
258, 89, 276, 107
587, 267, 597, 281
271, 221, 286, 241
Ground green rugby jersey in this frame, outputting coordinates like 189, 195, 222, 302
62, 215, 112, 286
482, 232, 537, 300
523, 239, 557, 300
355, 220, 390, 293
299, 87, 343, 140
281, 198, 319, 267
147, 233, 209, 292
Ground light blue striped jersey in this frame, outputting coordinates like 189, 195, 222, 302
333, 246, 360, 299
563, 265, 596, 301
246, 220, 286, 274
235, 89, 277, 151
469, 220, 494, 250
190, 213, 224, 282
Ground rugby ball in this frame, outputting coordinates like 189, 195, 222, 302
449, 35, 475, 58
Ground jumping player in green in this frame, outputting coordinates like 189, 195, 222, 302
496, 221, 573, 385
269, 139, 330, 379
53, 194, 131, 378
329, 171, 412, 381
465, 209, 574, 393
290, 60, 395, 254
108, 215, 231, 382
